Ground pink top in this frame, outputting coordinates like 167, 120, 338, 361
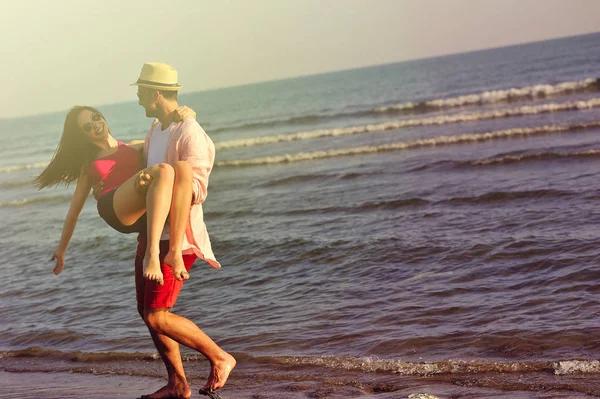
144, 119, 221, 269
87, 141, 142, 197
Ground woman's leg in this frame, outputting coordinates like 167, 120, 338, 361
164, 161, 193, 281
112, 163, 175, 285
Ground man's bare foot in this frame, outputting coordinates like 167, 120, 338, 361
164, 250, 190, 281
140, 383, 191, 399
202, 352, 236, 392
143, 253, 164, 285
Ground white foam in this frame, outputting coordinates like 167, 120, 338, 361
375, 78, 599, 112
281, 355, 444, 375
0, 162, 48, 173
215, 98, 600, 150
0, 195, 71, 208
279, 355, 551, 376
554, 360, 600, 375
0, 198, 32, 207
216, 121, 600, 167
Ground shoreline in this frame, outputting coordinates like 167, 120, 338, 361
2, 368, 600, 399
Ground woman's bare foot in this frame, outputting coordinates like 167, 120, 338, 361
202, 352, 236, 392
164, 250, 190, 281
143, 252, 164, 285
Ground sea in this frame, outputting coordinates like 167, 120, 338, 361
1, 32, 600, 398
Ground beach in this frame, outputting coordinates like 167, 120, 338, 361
2, 32, 600, 398
3, 365, 600, 398
3, 349, 600, 398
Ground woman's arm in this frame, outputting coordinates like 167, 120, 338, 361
177, 121, 215, 205
127, 140, 145, 149
52, 169, 92, 275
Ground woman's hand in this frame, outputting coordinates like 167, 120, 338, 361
173, 106, 196, 122
51, 249, 66, 275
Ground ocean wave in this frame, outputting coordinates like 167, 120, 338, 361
275, 355, 548, 375
260, 173, 332, 188
0, 347, 237, 364
274, 355, 600, 376
374, 78, 600, 113
7, 330, 93, 348
0, 347, 158, 362
0, 195, 71, 208
357, 198, 430, 210
210, 111, 373, 134
215, 121, 600, 167
0, 179, 35, 189
214, 98, 600, 150
281, 198, 430, 216
259, 171, 367, 188
207, 78, 600, 133
463, 149, 600, 166
4, 348, 598, 376
441, 189, 573, 206
0, 162, 47, 173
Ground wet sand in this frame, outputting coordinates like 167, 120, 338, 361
2, 369, 599, 399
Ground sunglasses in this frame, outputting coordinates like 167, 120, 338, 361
137, 89, 155, 100
82, 112, 103, 133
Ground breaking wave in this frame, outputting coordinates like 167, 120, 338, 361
0, 162, 47, 173
463, 149, 600, 166
3, 348, 599, 376
275, 355, 554, 375
274, 355, 600, 376
0, 179, 35, 189
214, 98, 600, 150
374, 78, 600, 113
0, 195, 71, 208
205, 78, 600, 134
216, 121, 600, 167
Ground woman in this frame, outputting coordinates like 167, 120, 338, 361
36, 105, 195, 285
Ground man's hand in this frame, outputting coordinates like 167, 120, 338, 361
135, 171, 152, 195
92, 182, 104, 200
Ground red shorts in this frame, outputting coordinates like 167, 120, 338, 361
135, 235, 197, 309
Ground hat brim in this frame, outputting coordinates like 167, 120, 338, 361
130, 82, 182, 91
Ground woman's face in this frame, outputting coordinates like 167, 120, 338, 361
77, 109, 108, 143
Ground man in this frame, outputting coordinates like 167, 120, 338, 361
131, 62, 236, 399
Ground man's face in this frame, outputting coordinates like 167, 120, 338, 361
137, 87, 158, 117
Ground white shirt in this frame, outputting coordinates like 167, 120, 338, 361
146, 122, 174, 240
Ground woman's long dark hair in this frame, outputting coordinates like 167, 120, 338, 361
36, 106, 105, 189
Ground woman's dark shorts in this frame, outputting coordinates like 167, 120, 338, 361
97, 188, 146, 234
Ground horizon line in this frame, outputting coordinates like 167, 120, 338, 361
3, 30, 598, 121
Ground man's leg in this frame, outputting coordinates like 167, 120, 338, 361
136, 238, 191, 399
138, 238, 236, 392
144, 309, 236, 392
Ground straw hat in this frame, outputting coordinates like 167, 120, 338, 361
130, 62, 182, 91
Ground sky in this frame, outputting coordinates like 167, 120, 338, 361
2, 0, 599, 119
